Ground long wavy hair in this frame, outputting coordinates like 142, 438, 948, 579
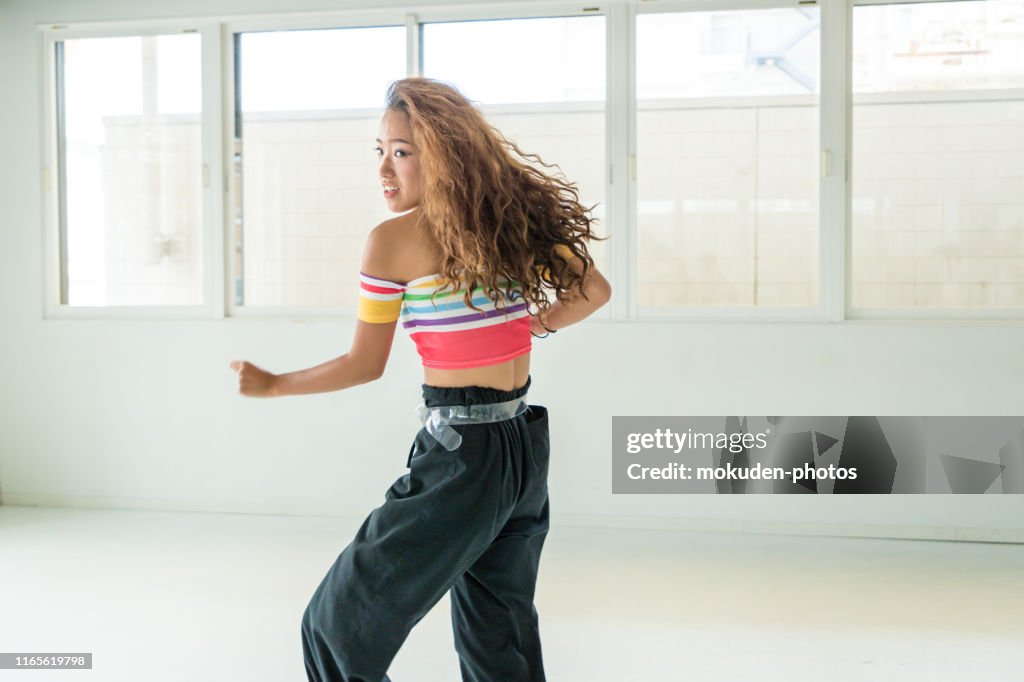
385, 77, 603, 328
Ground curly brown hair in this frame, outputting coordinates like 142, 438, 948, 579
385, 77, 603, 329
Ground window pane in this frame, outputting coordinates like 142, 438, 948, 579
637, 9, 820, 308
422, 16, 607, 274
423, 18, 604, 104
851, 1, 1024, 309
60, 34, 202, 306
236, 27, 405, 307
853, 0, 1024, 93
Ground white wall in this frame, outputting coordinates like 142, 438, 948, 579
1, 0, 1023, 543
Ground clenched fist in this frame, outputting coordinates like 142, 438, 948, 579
230, 360, 278, 398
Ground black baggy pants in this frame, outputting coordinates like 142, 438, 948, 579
301, 379, 550, 682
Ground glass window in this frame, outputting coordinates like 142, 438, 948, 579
58, 34, 203, 306
851, 0, 1024, 309
234, 27, 406, 307
422, 17, 604, 104
636, 8, 821, 308
422, 16, 608, 273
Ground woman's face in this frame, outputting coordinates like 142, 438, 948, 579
375, 109, 422, 213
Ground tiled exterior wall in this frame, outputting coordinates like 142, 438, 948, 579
638, 105, 820, 307
852, 99, 1024, 308
240, 116, 387, 307
96, 97, 1024, 310
90, 118, 203, 305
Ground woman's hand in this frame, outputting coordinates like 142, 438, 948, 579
230, 360, 279, 398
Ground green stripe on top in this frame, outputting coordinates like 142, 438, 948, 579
404, 280, 521, 302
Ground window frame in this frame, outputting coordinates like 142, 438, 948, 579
40, 19, 226, 319
634, 0, 838, 322
36, 0, 1024, 322
846, 0, 1024, 320
224, 18, 410, 319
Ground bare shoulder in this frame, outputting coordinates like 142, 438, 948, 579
367, 212, 415, 246
362, 212, 423, 283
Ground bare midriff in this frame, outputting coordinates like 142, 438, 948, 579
422, 353, 531, 392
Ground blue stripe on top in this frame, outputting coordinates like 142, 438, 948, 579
401, 302, 529, 329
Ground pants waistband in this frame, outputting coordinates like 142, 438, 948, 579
421, 375, 531, 409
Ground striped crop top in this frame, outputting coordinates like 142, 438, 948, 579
357, 273, 532, 369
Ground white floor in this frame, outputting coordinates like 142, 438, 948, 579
1, 505, 1021, 682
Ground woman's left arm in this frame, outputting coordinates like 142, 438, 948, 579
532, 257, 612, 334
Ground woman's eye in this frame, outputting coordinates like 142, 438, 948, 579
373, 147, 383, 156
394, 150, 410, 158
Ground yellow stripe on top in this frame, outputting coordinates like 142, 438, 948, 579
357, 273, 405, 323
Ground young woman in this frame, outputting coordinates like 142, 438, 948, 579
230, 77, 610, 682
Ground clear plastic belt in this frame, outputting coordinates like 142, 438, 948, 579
415, 395, 529, 451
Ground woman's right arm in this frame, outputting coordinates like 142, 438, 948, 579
231, 226, 403, 397
231, 320, 396, 397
